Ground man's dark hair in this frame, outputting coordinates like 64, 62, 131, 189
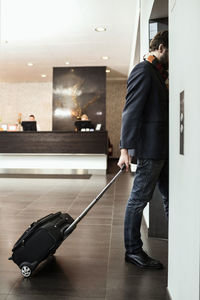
149, 30, 168, 51
29, 114, 35, 118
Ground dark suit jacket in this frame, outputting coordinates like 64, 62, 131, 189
120, 60, 169, 159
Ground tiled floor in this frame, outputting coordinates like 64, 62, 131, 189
0, 163, 169, 300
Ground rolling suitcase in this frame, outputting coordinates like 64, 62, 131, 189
9, 165, 125, 277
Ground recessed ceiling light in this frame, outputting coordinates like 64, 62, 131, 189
65, 62, 70, 65
106, 69, 111, 73
27, 62, 33, 66
41, 74, 47, 78
102, 56, 109, 60
95, 26, 106, 32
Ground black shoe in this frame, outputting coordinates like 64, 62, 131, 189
125, 249, 163, 269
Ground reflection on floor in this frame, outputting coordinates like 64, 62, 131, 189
0, 162, 169, 300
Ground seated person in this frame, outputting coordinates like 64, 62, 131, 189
21, 114, 40, 131
81, 114, 89, 121
29, 114, 35, 121
74, 114, 94, 131
29, 115, 40, 131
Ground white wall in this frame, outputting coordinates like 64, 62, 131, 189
168, 0, 200, 299
128, 0, 140, 74
140, 0, 154, 61
0, 82, 52, 130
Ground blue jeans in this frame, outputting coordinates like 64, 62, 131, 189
124, 159, 168, 254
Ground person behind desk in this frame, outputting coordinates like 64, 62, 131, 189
81, 114, 89, 121
29, 115, 41, 131
74, 114, 94, 131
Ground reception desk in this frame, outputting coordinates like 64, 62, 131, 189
0, 131, 108, 174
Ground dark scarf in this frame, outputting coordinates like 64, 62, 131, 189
144, 54, 168, 88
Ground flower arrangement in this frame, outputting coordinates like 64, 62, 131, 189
17, 113, 22, 124
70, 83, 100, 120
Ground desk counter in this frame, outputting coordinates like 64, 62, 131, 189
0, 131, 108, 174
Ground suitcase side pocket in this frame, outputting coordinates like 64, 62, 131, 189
12, 212, 62, 252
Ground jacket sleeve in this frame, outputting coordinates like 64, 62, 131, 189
120, 64, 151, 149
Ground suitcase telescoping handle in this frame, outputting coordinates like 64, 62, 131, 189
64, 164, 126, 237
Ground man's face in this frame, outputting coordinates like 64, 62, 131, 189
159, 47, 168, 70
29, 116, 35, 121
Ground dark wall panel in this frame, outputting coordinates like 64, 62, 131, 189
53, 66, 106, 131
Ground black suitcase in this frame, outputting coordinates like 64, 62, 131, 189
9, 165, 125, 277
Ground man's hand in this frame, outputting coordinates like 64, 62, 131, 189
117, 149, 130, 172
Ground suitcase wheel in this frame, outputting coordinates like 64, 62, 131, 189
21, 265, 32, 278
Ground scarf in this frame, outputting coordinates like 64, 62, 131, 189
144, 54, 169, 88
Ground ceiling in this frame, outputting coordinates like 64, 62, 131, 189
0, 0, 139, 83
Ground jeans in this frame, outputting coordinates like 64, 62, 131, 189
124, 159, 168, 254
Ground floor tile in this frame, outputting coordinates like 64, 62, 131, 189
0, 272, 20, 294
106, 270, 168, 299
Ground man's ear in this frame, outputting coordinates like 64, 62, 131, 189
158, 44, 164, 53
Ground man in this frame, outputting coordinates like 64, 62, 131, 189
80, 114, 89, 121
118, 31, 169, 269
29, 114, 40, 131
29, 114, 36, 122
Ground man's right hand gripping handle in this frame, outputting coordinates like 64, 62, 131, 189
117, 149, 130, 172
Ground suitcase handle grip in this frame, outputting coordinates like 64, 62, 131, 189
64, 164, 126, 237
121, 163, 126, 171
